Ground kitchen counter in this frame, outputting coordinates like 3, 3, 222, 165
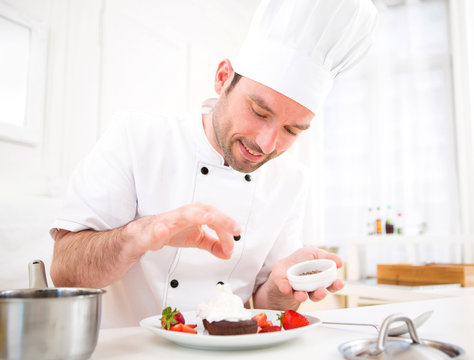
337, 279, 474, 307
91, 295, 474, 359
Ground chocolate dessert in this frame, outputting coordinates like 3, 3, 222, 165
197, 284, 258, 335
203, 318, 258, 336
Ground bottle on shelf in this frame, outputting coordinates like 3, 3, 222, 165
396, 213, 403, 234
376, 206, 382, 235
385, 205, 394, 234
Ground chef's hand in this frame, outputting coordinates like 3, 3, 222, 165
126, 202, 241, 259
270, 247, 344, 303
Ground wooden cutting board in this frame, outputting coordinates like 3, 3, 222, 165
377, 263, 474, 287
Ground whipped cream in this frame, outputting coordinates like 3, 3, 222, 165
196, 284, 252, 322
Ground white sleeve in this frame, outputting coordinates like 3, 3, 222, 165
252, 170, 310, 292
50, 115, 137, 239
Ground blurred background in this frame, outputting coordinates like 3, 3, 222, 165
1, 0, 474, 307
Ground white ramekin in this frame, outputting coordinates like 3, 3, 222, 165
286, 259, 337, 292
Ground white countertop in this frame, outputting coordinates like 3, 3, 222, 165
91, 295, 474, 359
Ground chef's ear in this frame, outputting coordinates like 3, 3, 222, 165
214, 59, 234, 95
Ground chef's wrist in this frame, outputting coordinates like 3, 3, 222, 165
121, 218, 153, 259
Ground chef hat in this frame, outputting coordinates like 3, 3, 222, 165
233, 0, 377, 115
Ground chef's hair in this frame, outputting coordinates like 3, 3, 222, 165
225, 72, 242, 95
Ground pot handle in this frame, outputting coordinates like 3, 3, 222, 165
370, 314, 421, 356
28, 260, 49, 289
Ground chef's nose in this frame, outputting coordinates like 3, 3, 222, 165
255, 124, 278, 155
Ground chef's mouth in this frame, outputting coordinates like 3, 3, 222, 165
238, 140, 264, 162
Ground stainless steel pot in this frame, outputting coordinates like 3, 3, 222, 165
0, 260, 105, 360
339, 314, 465, 359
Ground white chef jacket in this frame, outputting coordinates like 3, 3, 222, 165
51, 107, 309, 328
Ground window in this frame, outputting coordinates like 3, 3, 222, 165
323, 0, 459, 248
0, 2, 47, 145
0, 15, 29, 128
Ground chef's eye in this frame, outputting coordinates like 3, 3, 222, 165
251, 107, 266, 118
285, 127, 298, 136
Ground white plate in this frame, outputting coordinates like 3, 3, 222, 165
140, 309, 321, 350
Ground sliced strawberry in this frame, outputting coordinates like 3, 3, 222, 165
170, 323, 197, 334
180, 325, 198, 334
169, 323, 184, 332
258, 325, 282, 333
186, 324, 198, 328
260, 320, 273, 328
278, 310, 309, 330
252, 312, 267, 327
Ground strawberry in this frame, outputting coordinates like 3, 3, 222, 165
260, 320, 273, 328
180, 325, 198, 334
174, 311, 185, 324
277, 310, 309, 330
258, 325, 282, 333
160, 307, 185, 330
252, 312, 268, 327
169, 323, 184, 332
170, 323, 198, 334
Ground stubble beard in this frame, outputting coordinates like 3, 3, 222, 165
211, 112, 278, 173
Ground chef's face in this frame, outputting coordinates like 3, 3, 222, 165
207, 60, 314, 173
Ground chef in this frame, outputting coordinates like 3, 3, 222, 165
50, 0, 377, 327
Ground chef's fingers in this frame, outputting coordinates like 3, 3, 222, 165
213, 227, 235, 258
193, 226, 235, 259
292, 290, 309, 303
308, 288, 328, 302
180, 202, 241, 235
148, 208, 237, 259
155, 221, 233, 259
306, 280, 343, 302
305, 247, 343, 269
270, 260, 296, 296
199, 204, 241, 235
277, 247, 343, 270
152, 202, 240, 239
326, 279, 344, 293
194, 230, 234, 259
291, 288, 331, 303
197, 204, 241, 258
318, 251, 343, 269
182, 203, 238, 257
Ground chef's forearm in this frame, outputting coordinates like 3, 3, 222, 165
50, 226, 144, 288
252, 276, 300, 311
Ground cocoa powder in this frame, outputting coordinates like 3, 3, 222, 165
299, 270, 322, 276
